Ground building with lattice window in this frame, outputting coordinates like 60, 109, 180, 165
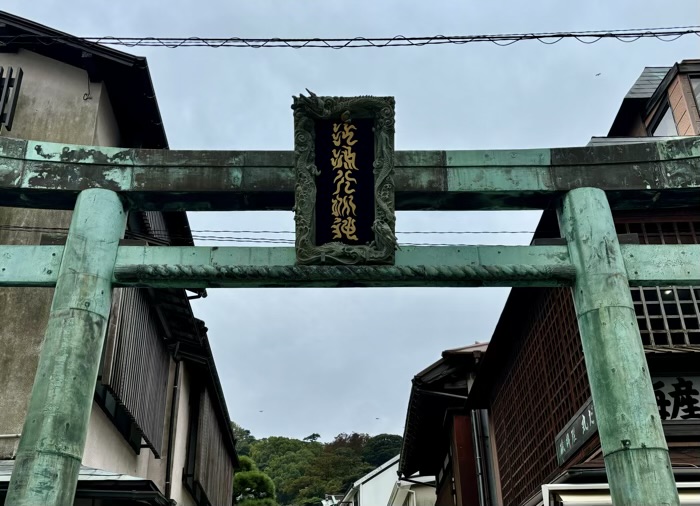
398, 60, 700, 506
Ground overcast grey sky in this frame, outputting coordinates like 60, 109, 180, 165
6, 1, 698, 442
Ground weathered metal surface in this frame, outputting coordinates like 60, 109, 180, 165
561, 188, 679, 506
115, 244, 571, 268
6, 243, 700, 288
622, 244, 700, 286
293, 94, 397, 264
112, 244, 573, 288
0, 136, 699, 211
5, 189, 126, 506
0, 245, 62, 286
112, 263, 576, 288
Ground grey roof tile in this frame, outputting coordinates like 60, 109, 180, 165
625, 66, 672, 99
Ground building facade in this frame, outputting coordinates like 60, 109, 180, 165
0, 12, 237, 506
341, 455, 436, 506
399, 60, 700, 506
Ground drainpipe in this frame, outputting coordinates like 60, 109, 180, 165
479, 410, 498, 506
470, 411, 487, 506
164, 360, 182, 499
0, 434, 21, 439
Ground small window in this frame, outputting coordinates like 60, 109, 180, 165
651, 105, 677, 137
691, 76, 700, 111
0, 66, 23, 131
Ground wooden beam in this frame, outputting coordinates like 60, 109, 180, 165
0, 136, 699, 211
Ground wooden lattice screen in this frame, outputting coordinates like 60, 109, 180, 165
490, 214, 700, 506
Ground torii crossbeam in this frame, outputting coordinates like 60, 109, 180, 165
2, 135, 699, 506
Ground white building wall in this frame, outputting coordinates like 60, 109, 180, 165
413, 486, 435, 506
169, 363, 197, 506
360, 461, 400, 506
388, 482, 435, 506
83, 403, 149, 477
82, 358, 175, 490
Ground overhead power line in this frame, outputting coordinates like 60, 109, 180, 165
0, 225, 534, 235
1, 26, 698, 49
0, 224, 535, 247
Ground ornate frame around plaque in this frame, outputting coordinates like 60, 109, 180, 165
292, 92, 397, 265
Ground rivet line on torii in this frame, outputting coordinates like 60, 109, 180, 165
2, 95, 698, 506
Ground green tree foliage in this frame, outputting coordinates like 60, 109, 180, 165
251, 437, 322, 505
238, 455, 256, 473
238, 500, 277, 506
232, 421, 257, 457
362, 433, 404, 467
291, 446, 372, 503
326, 432, 370, 457
251, 436, 321, 470
266, 447, 321, 505
244, 431, 403, 506
233, 456, 277, 506
303, 433, 321, 442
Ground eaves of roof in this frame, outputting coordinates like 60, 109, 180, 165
0, 10, 168, 149
147, 288, 239, 468
0, 461, 171, 505
399, 344, 486, 478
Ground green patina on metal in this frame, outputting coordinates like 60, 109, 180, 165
5, 189, 126, 506
115, 244, 572, 269
1, 127, 697, 506
112, 263, 576, 288
7, 243, 700, 289
0, 136, 699, 211
623, 244, 700, 286
561, 188, 679, 506
0, 245, 62, 286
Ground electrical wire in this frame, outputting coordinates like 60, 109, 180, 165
0, 224, 535, 246
1, 26, 698, 49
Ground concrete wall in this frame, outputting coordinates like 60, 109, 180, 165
0, 48, 119, 460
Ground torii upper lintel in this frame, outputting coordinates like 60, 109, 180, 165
0, 135, 698, 212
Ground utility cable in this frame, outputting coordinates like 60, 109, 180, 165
1, 26, 698, 49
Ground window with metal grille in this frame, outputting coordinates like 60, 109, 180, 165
0, 66, 22, 131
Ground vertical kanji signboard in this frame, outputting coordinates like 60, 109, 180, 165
292, 93, 396, 265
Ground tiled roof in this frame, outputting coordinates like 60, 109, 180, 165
625, 67, 671, 99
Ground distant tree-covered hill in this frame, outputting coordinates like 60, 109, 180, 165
231, 422, 403, 506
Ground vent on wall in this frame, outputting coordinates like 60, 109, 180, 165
0, 66, 22, 131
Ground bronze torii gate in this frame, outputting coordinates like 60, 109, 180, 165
1, 131, 700, 506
